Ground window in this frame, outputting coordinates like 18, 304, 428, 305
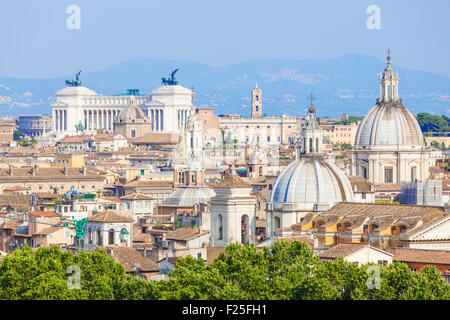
267, 136, 270, 142
131, 129, 136, 138
362, 192, 366, 200
140, 169, 145, 176
197, 253, 202, 258
217, 214, 223, 240
384, 167, 393, 183
362, 167, 367, 179
255, 106, 259, 111
411, 167, 417, 182
255, 95, 259, 101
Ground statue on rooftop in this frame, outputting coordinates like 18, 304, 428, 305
65, 70, 82, 87
161, 68, 179, 85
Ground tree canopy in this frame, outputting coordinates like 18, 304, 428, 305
416, 113, 450, 133
0, 242, 449, 300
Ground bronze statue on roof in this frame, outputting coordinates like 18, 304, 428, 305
161, 68, 179, 85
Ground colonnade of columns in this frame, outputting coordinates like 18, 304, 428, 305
83, 109, 121, 131
149, 109, 164, 132
53, 109, 67, 132
177, 109, 188, 130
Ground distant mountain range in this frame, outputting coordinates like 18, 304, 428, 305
0, 53, 449, 118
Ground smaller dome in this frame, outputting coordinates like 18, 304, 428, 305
118, 104, 147, 121
270, 156, 354, 210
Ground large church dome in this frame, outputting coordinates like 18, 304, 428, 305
355, 100, 424, 148
355, 55, 424, 149
268, 104, 354, 212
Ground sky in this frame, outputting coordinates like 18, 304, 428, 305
0, 0, 449, 79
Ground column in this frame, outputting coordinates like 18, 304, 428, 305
156, 110, 159, 131
151, 110, 154, 131
59, 110, 62, 132
64, 110, 67, 131
53, 109, 57, 133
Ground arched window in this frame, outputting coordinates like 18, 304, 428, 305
108, 229, 115, 245
217, 214, 223, 240
120, 228, 128, 243
309, 138, 313, 153
274, 216, 281, 230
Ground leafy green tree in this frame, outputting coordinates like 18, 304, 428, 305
0, 245, 149, 300
416, 113, 449, 133
1, 242, 449, 300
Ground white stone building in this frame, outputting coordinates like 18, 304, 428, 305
85, 211, 133, 248
350, 54, 435, 185
210, 173, 257, 247
51, 82, 195, 139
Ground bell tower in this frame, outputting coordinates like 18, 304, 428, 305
251, 82, 262, 118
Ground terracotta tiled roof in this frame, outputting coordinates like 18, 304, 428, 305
129, 133, 179, 144
0, 167, 105, 180
166, 228, 210, 242
349, 176, 373, 193
89, 211, 133, 223
0, 194, 32, 211
34, 226, 65, 235
29, 211, 59, 217
214, 174, 251, 189
108, 246, 159, 273
0, 219, 22, 230
317, 202, 447, 236
387, 248, 450, 265
374, 183, 401, 192
318, 243, 371, 259
123, 180, 174, 188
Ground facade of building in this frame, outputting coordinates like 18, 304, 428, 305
0, 120, 15, 145
50, 82, 195, 138
210, 173, 257, 247
18, 115, 52, 137
218, 84, 301, 147
350, 55, 434, 185
321, 122, 359, 146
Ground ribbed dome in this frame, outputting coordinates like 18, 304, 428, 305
270, 156, 354, 207
355, 100, 423, 148
118, 104, 147, 121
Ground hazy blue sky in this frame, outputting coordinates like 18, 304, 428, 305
1, 0, 449, 78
